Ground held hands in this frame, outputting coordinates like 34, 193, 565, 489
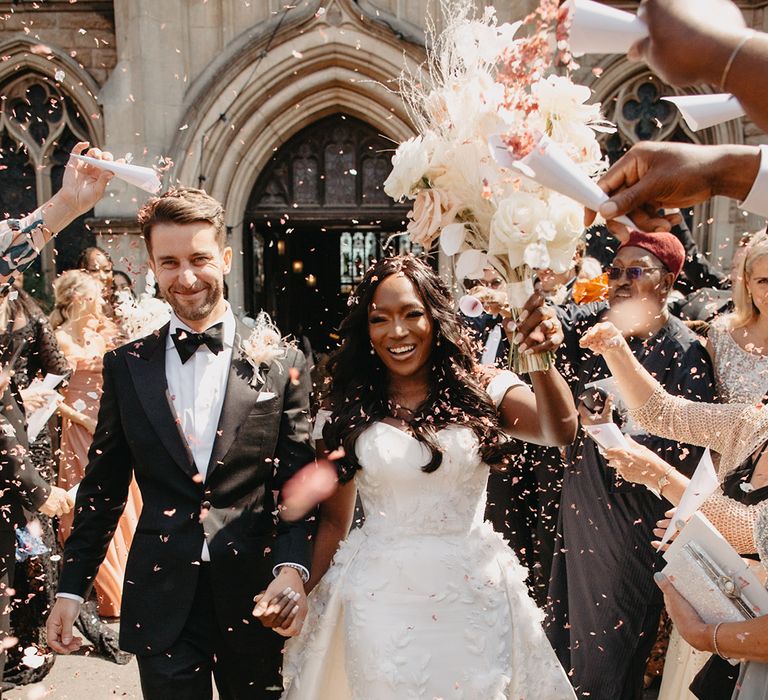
46, 597, 83, 654
253, 566, 307, 637
579, 322, 627, 357
504, 290, 563, 356
38, 485, 74, 518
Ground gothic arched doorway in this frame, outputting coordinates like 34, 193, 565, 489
244, 114, 412, 354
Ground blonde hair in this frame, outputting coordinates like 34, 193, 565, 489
729, 229, 768, 329
50, 270, 104, 330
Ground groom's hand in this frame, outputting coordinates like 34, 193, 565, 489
46, 597, 83, 654
253, 566, 307, 637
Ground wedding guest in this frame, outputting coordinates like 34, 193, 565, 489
580, 320, 768, 699
459, 267, 564, 606
546, 230, 716, 700
0, 367, 72, 692
660, 231, 768, 700
0, 286, 70, 686
656, 505, 768, 699
282, 255, 578, 699
707, 231, 768, 403
0, 143, 113, 289
0, 142, 112, 688
78, 246, 115, 317
111, 270, 134, 298
461, 266, 510, 367
51, 270, 141, 615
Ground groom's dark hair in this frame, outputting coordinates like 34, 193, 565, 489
138, 187, 225, 253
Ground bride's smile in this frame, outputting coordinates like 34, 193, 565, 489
367, 273, 434, 380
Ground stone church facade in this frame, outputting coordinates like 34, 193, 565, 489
1, 0, 766, 345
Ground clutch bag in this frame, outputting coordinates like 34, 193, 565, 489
662, 513, 768, 625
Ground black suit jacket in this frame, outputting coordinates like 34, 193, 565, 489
0, 387, 51, 531
58, 320, 315, 655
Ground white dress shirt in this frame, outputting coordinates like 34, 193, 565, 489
166, 304, 236, 561
740, 144, 768, 218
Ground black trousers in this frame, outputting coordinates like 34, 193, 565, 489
0, 530, 16, 696
136, 565, 284, 700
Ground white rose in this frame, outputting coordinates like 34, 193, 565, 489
489, 193, 548, 256
383, 134, 432, 201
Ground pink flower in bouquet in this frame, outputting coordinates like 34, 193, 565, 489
406, 189, 461, 248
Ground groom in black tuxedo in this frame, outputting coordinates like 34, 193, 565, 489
47, 187, 315, 699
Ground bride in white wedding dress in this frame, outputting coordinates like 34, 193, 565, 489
281, 256, 577, 699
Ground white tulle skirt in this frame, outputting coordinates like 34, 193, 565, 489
282, 522, 575, 700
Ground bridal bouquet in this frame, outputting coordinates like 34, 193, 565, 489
384, 0, 613, 372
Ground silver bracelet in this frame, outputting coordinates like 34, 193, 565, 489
712, 621, 729, 659
720, 31, 755, 92
275, 563, 309, 583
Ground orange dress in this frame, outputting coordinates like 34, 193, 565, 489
57, 326, 143, 618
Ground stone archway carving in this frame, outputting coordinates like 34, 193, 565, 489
0, 37, 103, 145
167, 0, 421, 308
589, 56, 745, 266
0, 37, 104, 286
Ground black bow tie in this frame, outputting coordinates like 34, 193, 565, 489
171, 323, 224, 363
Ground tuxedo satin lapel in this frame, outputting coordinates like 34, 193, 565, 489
126, 324, 198, 480
206, 325, 265, 478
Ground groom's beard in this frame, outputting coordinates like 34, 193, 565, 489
164, 279, 222, 322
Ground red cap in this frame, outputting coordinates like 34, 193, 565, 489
618, 230, 685, 279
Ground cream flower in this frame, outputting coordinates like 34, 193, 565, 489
490, 193, 565, 269
406, 188, 462, 248
383, 134, 434, 201
241, 312, 287, 385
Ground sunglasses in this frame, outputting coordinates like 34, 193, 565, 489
463, 277, 504, 290
606, 266, 665, 281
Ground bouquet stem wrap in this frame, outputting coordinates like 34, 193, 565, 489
505, 266, 552, 374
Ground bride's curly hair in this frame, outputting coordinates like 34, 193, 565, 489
322, 255, 510, 482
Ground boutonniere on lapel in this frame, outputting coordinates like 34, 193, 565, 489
240, 312, 290, 387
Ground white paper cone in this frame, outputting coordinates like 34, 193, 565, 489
506, 279, 534, 308
662, 94, 745, 132
489, 134, 637, 231
566, 0, 647, 56
67, 483, 79, 503
659, 448, 719, 547
72, 154, 162, 194
440, 223, 467, 256
455, 250, 487, 282
458, 295, 484, 318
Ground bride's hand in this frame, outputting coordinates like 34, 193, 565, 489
506, 289, 563, 356
253, 567, 308, 636
579, 322, 626, 356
